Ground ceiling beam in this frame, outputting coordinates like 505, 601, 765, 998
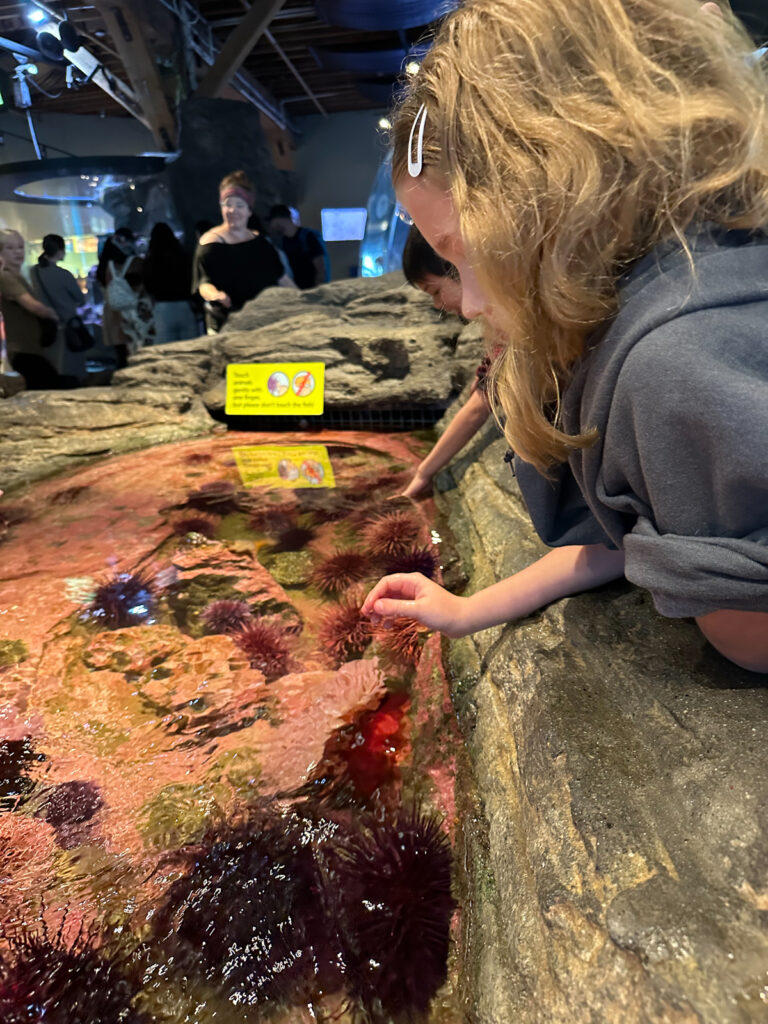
196, 0, 287, 98
90, 0, 177, 150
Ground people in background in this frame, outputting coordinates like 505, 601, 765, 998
194, 171, 296, 334
0, 228, 62, 390
400, 226, 492, 499
143, 223, 198, 344
363, 0, 768, 672
30, 233, 86, 383
267, 204, 330, 290
96, 227, 151, 368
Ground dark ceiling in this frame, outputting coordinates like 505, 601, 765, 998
0, 0, 766, 134
0, 0, 449, 126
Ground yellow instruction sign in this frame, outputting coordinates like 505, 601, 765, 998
226, 362, 325, 416
232, 444, 336, 490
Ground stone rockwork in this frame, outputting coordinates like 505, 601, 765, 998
433, 393, 768, 1024
0, 387, 216, 491
112, 273, 484, 415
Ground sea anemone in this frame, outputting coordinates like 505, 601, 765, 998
84, 570, 155, 630
310, 550, 370, 595
364, 510, 421, 558
0, 738, 45, 812
328, 809, 455, 1022
316, 593, 372, 665
172, 514, 217, 539
200, 599, 254, 635
232, 620, 291, 679
185, 480, 239, 515
40, 780, 103, 828
374, 617, 425, 669
0, 923, 148, 1024
294, 692, 408, 811
383, 545, 439, 579
154, 808, 344, 1008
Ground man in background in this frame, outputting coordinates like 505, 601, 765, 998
267, 205, 330, 289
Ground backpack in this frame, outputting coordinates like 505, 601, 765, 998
106, 258, 152, 350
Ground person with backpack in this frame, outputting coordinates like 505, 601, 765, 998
96, 228, 152, 369
31, 233, 89, 384
267, 204, 331, 289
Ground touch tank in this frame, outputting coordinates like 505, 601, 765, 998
0, 429, 464, 1023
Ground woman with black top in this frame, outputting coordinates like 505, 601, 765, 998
194, 170, 296, 334
143, 223, 197, 344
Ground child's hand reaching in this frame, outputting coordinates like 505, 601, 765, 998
362, 572, 471, 638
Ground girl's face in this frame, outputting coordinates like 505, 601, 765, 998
417, 272, 463, 316
220, 196, 251, 230
396, 177, 489, 321
1, 233, 25, 272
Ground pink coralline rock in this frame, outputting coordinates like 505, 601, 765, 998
0, 814, 57, 919
81, 625, 185, 675
0, 704, 43, 742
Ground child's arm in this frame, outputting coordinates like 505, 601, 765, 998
695, 610, 768, 673
402, 388, 491, 498
362, 543, 626, 637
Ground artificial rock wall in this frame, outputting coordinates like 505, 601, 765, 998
434, 399, 768, 1024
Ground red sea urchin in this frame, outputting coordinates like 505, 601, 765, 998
374, 617, 426, 669
383, 544, 439, 579
311, 550, 370, 595
232, 620, 291, 679
154, 808, 344, 1009
317, 593, 372, 665
364, 510, 421, 558
329, 809, 455, 1022
0, 924, 148, 1024
200, 599, 254, 635
84, 570, 155, 630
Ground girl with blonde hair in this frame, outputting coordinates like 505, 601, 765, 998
363, 0, 768, 671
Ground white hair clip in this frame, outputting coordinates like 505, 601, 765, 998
407, 103, 427, 178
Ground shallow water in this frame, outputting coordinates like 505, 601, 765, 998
0, 432, 461, 1023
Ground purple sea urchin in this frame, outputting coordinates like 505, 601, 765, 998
232, 620, 291, 679
383, 545, 439, 579
317, 593, 372, 665
0, 924, 148, 1024
41, 780, 102, 828
0, 738, 45, 811
267, 525, 316, 553
200, 599, 253, 635
85, 570, 155, 630
155, 809, 343, 1008
311, 550, 370, 595
364, 510, 421, 558
330, 809, 454, 1021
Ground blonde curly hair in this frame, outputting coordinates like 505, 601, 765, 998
392, 0, 768, 470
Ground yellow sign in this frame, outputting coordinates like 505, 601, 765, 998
226, 362, 325, 416
232, 444, 336, 489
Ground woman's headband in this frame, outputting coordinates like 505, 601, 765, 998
220, 185, 254, 207
408, 104, 428, 177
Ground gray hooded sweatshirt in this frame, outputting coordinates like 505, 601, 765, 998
514, 225, 768, 618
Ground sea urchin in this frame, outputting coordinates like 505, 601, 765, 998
311, 550, 370, 595
232, 620, 291, 679
0, 924, 148, 1024
383, 545, 438, 579
374, 617, 425, 669
329, 808, 455, 1022
200, 599, 254, 635
364, 510, 421, 558
85, 570, 155, 630
317, 592, 372, 665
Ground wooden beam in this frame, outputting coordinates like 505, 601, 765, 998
91, 0, 177, 151
196, 0, 287, 99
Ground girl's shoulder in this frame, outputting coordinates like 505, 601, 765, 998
199, 228, 230, 246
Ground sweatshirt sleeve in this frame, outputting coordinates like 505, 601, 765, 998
603, 307, 768, 617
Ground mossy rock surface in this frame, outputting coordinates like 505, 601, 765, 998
0, 639, 28, 668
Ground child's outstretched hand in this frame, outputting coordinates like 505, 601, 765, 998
362, 572, 470, 638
